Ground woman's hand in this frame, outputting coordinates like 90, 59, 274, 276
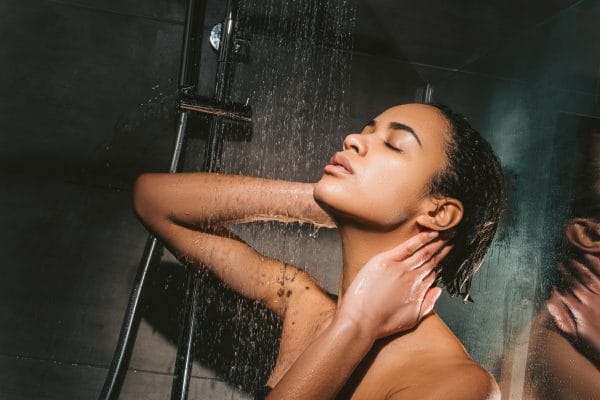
266, 231, 452, 399
547, 253, 600, 360
336, 231, 452, 340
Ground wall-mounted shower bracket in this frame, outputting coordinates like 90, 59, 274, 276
179, 95, 252, 124
210, 22, 250, 63
99, 0, 250, 399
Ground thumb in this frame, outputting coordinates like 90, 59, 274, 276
419, 286, 442, 319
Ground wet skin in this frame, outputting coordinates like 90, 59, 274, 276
269, 104, 496, 399
133, 103, 499, 399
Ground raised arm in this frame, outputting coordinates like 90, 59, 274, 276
133, 172, 334, 228
132, 172, 334, 315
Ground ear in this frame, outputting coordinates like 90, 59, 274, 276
416, 196, 464, 232
565, 218, 600, 253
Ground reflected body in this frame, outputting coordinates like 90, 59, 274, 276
504, 126, 600, 399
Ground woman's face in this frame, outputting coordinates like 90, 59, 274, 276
314, 103, 450, 228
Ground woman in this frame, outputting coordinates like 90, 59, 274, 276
133, 103, 504, 399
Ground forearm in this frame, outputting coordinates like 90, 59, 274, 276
268, 315, 375, 399
131, 172, 330, 312
133, 172, 333, 229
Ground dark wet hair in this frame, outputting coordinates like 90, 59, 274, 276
425, 103, 505, 301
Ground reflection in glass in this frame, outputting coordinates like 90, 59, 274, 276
511, 117, 600, 399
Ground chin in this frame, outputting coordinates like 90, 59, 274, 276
313, 176, 339, 213
314, 175, 359, 220
314, 177, 401, 229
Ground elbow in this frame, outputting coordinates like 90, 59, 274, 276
132, 173, 161, 223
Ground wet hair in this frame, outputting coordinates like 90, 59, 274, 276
424, 103, 505, 301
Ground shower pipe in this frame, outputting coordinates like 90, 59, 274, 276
99, 0, 250, 399
171, 0, 245, 398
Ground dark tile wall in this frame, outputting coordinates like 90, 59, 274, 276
0, 0, 248, 398
2, 0, 598, 399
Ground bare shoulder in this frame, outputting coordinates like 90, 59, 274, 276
437, 361, 500, 400
388, 359, 500, 400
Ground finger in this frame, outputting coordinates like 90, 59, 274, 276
555, 288, 586, 329
410, 246, 452, 284
401, 264, 437, 306
422, 268, 438, 287
410, 258, 437, 282
419, 286, 442, 319
558, 262, 577, 289
408, 242, 453, 274
426, 244, 453, 270
584, 253, 600, 277
567, 259, 600, 293
385, 231, 439, 261
558, 287, 582, 307
403, 238, 447, 270
569, 279, 592, 304
560, 262, 592, 303
547, 291, 576, 336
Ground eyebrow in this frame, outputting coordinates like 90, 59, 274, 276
363, 120, 423, 148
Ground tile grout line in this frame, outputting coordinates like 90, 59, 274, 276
44, 0, 600, 98
0, 169, 134, 193
0, 352, 222, 381
45, 0, 185, 26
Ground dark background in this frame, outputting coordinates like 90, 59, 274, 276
1, 0, 598, 398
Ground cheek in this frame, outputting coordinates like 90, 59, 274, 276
357, 169, 423, 224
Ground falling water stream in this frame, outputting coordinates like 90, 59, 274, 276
181, 0, 357, 393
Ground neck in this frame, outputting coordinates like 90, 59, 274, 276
336, 219, 419, 304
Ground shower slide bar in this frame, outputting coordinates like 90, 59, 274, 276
99, 0, 250, 399
179, 96, 251, 123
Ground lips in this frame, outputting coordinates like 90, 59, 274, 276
325, 152, 353, 174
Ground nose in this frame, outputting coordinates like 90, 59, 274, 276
342, 133, 367, 155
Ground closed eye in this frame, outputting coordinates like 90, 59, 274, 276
384, 141, 403, 152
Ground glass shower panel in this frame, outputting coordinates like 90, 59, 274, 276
429, 2, 600, 398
